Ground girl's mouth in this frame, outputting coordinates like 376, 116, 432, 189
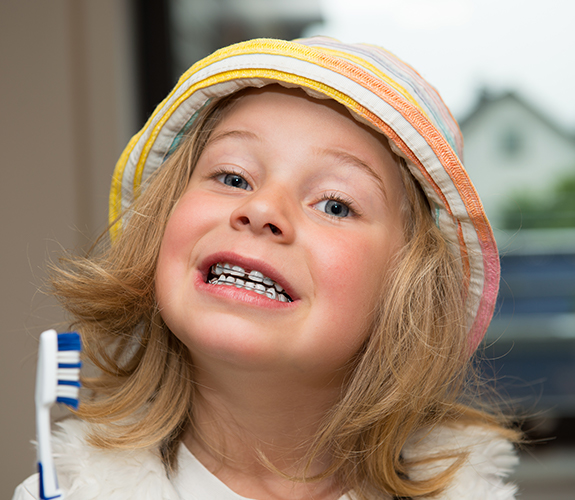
206, 262, 293, 303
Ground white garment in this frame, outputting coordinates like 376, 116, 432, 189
172, 442, 352, 500
12, 419, 518, 500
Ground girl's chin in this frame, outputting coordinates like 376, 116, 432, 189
179, 329, 291, 369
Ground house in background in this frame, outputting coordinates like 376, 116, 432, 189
461, 89, 575, 233
460, 90, 575, 417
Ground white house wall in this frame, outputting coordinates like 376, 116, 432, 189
462, 95, 575, 230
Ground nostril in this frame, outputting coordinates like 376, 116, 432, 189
268, 223, 281, 235
238, 216, 250, 226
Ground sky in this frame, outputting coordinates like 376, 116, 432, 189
303, 0, 575, 128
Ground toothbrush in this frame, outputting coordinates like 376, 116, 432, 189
35, 329, 82, 500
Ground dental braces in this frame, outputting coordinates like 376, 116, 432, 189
207, 263, 292, 302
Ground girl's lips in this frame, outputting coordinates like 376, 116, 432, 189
195, 275, 296, 309
198, 251, 298, 302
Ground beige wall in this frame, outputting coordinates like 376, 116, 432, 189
0, 1, 136, 496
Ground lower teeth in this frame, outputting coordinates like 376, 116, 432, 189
209, 275, 289, 301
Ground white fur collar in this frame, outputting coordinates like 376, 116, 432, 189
402, 425, 518, 499
19, 419, 518, 499
51, 419, 180, 500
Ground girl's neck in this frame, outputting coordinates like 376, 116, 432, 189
182, 358, 348, 499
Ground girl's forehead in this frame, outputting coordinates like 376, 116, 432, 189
211, 85, 400, 162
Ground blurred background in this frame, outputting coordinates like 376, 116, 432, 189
2, 0, 574, 498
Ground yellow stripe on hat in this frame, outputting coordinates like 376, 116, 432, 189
109, 132, 142, 240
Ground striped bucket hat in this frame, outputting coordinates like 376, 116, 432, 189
110, 37, 499, 351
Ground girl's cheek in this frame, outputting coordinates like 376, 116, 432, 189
163, 192, 223, 247
312, 230, 389, 304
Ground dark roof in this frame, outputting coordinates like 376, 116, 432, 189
459, 89, 575, 142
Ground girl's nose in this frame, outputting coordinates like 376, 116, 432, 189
229, 188, 295, 243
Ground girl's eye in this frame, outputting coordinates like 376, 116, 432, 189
217, 173, 252, 191
315, 199, 351, 218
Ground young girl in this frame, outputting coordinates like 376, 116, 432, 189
14, 37, 519, 500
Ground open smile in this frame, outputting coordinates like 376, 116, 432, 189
206, 262, 293, 302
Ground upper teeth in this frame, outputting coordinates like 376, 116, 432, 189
209, 263, 290, 302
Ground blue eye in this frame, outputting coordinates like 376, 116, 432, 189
316, 199, 351, 218
218, 173, 251, 190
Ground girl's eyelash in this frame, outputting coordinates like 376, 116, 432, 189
210, 166, 245, 180
209, 167, 252, 189
318, 192, 361, 217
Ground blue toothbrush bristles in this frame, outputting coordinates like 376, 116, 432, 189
57, 332, 81, 352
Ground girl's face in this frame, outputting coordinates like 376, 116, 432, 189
156, 87, 406, 380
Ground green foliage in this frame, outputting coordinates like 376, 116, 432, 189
501, 170, 575, 229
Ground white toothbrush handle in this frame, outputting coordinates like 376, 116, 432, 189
35, 329, 63, 499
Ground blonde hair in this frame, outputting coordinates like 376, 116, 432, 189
51, 93, 517, 498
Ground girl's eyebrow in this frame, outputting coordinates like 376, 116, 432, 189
205, 129, 261, 147
319, 149, 388, 201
